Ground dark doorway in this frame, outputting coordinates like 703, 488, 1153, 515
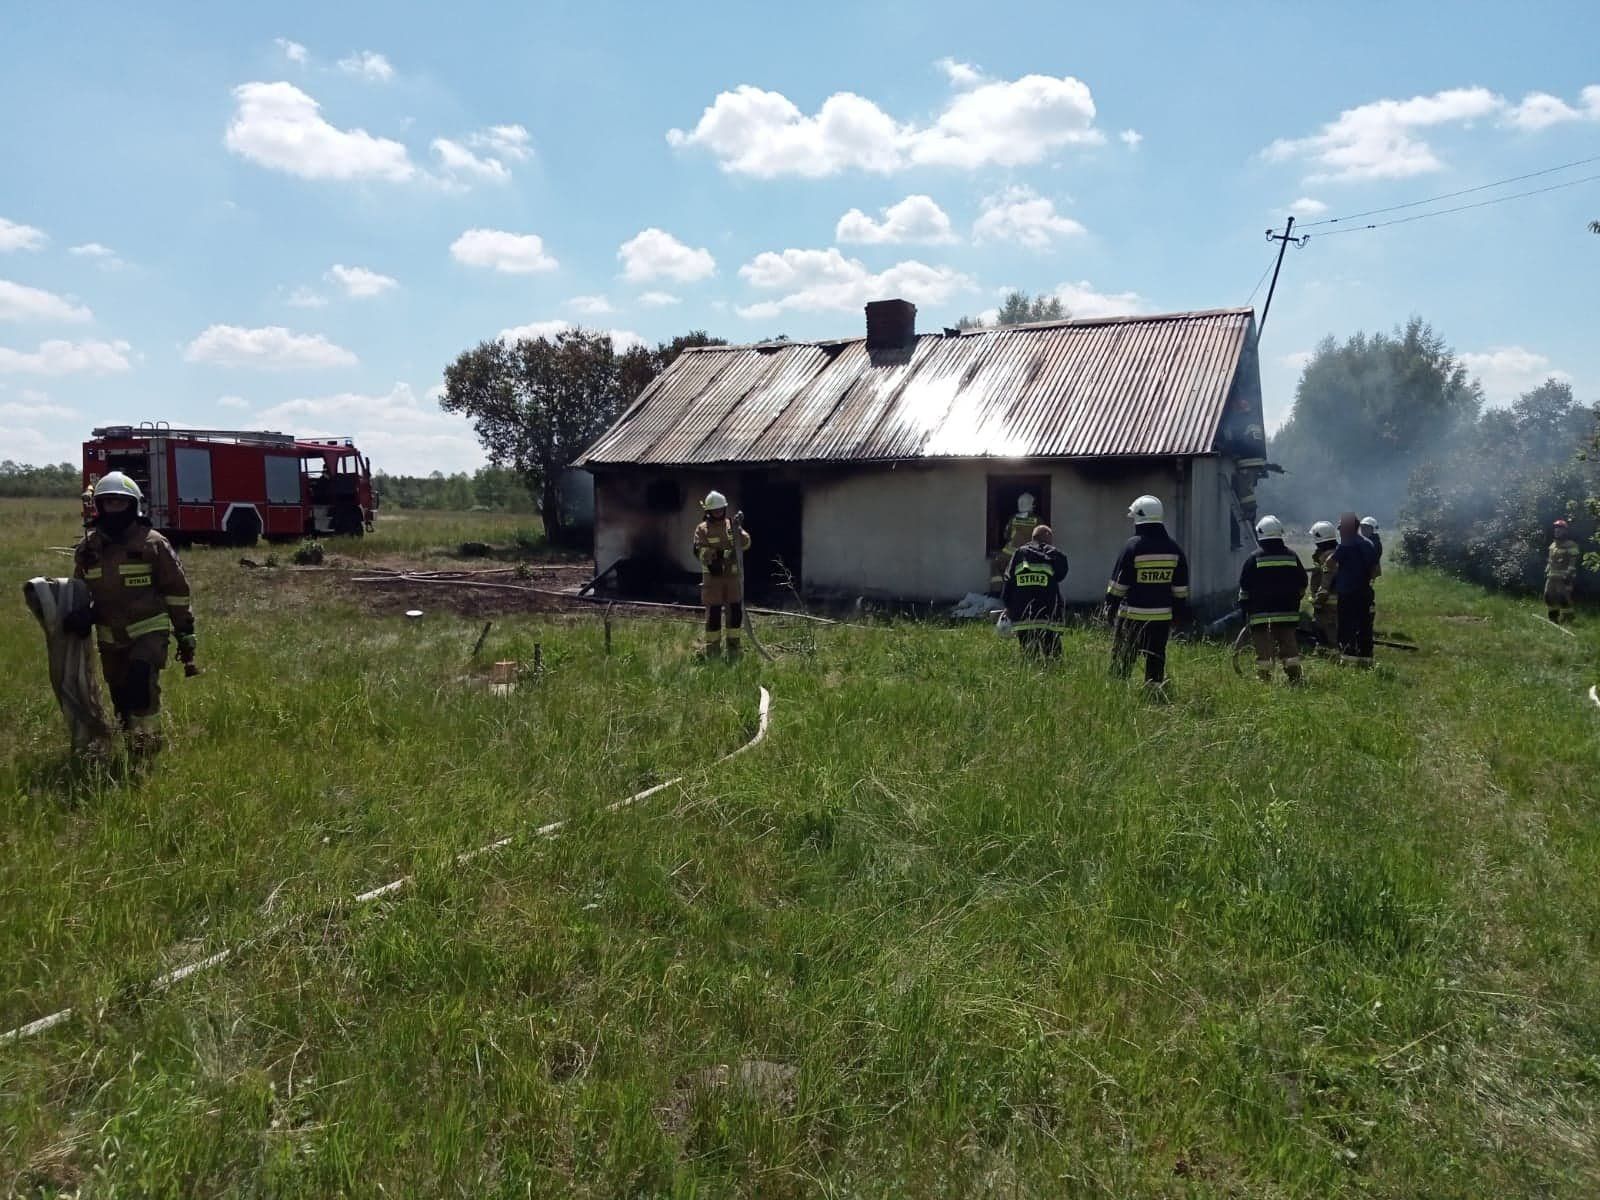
739, 473, 804, 600
985, 473, 1051, 554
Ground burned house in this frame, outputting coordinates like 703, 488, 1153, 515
575, 300, 1269, 611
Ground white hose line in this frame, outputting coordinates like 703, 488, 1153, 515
1589, 684, 1599, 710
2, 686, 772, 1048
1529, 612, 1577, 639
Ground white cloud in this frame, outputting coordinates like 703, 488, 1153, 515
668, 70, 1101, 177
0, 338, 132, 375
498, 320, 645, 352
618, 228, 716, 283
469, 125, 532, 161
0, 423, 59, 461
218, 394, 250, 410
1460, 346, 1571, 405
1263, 85, 1600, 182
835, 195, 957, 245
1280, 350, 1314, 372
431, 137, 511, 183
972, 186, 1086, 248
0, 217, 48, 253
327, 263, 398, 298
936, 58, 984, 88
68, 242, 124, 268
338, 50, 395, 82
183, 324, 358, 369
638, 291, 681, 306
274, 38, 308, 65
1119, 129, 1143, 147
450, 229, 558, 275
735, 247, 973, 319
286, 286, 328, 309
1050, 280, 1144, 319
225, 81, 415, 182
0, 279, 93, 323
254, 383, 484, 475
569, 295, 615, 314
1288, 197, 1328, 217
0, 394, 76, 420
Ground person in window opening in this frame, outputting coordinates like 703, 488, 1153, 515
692, 490, 751, 658
990, 491, 1042, 594
63, 471, 197, 757
1002, 523, 1070, 659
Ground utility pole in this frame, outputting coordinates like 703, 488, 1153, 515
1258, 216, 1308, 339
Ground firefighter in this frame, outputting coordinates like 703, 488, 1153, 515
990, 492, 1041, 593
1331, 511, 1378, 667
1307, 520, 1340, 648
1105, 494, 1190, 691
1544, 518, 1581, 624
63, 471, 196, 755
1002, 523, 1070, 659
1238, 515, 1307, 684
692, 490, 751, 657
1360, 516, 1383, 577
1218, 394, 1269, 526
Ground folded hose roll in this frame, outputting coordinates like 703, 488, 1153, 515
23, 577, 114, 750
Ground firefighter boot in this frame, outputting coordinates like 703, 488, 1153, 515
126, 713, 165, 758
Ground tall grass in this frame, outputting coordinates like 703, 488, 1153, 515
2, 498, 1597, 1196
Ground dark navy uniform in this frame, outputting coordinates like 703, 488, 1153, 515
1238, 538, 1307, 682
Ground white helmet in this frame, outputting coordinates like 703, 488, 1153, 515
1017, 492, 1035, 515
1310, 520, 1337, 543
702, 490, 728, 511
92, 471, 144, 503
1359, 516, 1379, 531
1128, 494, 1164, 524
1254, 514, 1285, 540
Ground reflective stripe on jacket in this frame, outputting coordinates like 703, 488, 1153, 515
73, 523, 195, 646
692, 518, 751, 577
1105, 525, 1190, 621
1237, 540, 1308, 626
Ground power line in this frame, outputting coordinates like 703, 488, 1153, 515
1309, 170, 1600, 236
1244, 257, 1275, 305
1295, 152, 1600, 229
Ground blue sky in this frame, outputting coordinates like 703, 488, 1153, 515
2, 0, 1597, 474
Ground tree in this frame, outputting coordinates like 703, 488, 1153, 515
439, 328, 725, 542
955, 290, 1068, 330
1267, 317, 1482, 522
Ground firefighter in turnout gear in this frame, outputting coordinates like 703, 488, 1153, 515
1307, 520, 1340, 648
692, 490, 751, 657
990, 492, 1042, 593
1544, 518, 1580, 624
1238, 515, 1308, 684
1105, 494, 1190, 690
65, 472, 196, 755
1002, 523, 1070, 659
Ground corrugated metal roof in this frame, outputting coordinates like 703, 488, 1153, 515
576, 307, 1257, 467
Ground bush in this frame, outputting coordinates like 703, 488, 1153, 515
292, 540, 326, 566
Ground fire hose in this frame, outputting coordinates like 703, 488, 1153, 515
2, 687, 771, 1047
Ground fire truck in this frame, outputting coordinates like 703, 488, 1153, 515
82, 423, 377, 544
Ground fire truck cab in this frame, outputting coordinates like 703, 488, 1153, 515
83, 423, 377, 545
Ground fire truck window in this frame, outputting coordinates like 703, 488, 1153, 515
264, 455, 302, 504
174, 447, 213, 502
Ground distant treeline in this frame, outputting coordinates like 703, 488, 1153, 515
373, 467, 537, 511
0, 461, 79, 498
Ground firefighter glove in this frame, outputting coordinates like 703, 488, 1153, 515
63, 605, 96, 638
176, 633, 198, 661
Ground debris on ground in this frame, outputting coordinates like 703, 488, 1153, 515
951, 591, 1000, 619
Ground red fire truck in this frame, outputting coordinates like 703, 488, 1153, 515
82, 423, 377, 544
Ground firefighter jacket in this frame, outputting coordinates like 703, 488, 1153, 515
1001, 511, 1040, 554
73, 522, 195, 647
1309, 545, 1339, 608
1546, 537, 1580, 583
1237, 539, 1307, 625
692, 518, 751, 578
1105, 524, 1190, 622
1002, 543, 1069, 627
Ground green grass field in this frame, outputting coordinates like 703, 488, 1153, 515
3, 497, 1598, 1197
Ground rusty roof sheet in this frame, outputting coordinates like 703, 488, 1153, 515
576, 308, 1257, 467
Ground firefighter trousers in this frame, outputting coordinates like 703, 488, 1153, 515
1018, 628, 1062, 659
99, 633, 169, 725
1250, 623, 1303, 682
1112, 618, 1169, 683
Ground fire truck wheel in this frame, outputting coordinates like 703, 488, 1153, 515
332, 503, 364, 538
225, 507, 263, 547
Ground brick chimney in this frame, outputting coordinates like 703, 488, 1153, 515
865, 298, 917, 351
